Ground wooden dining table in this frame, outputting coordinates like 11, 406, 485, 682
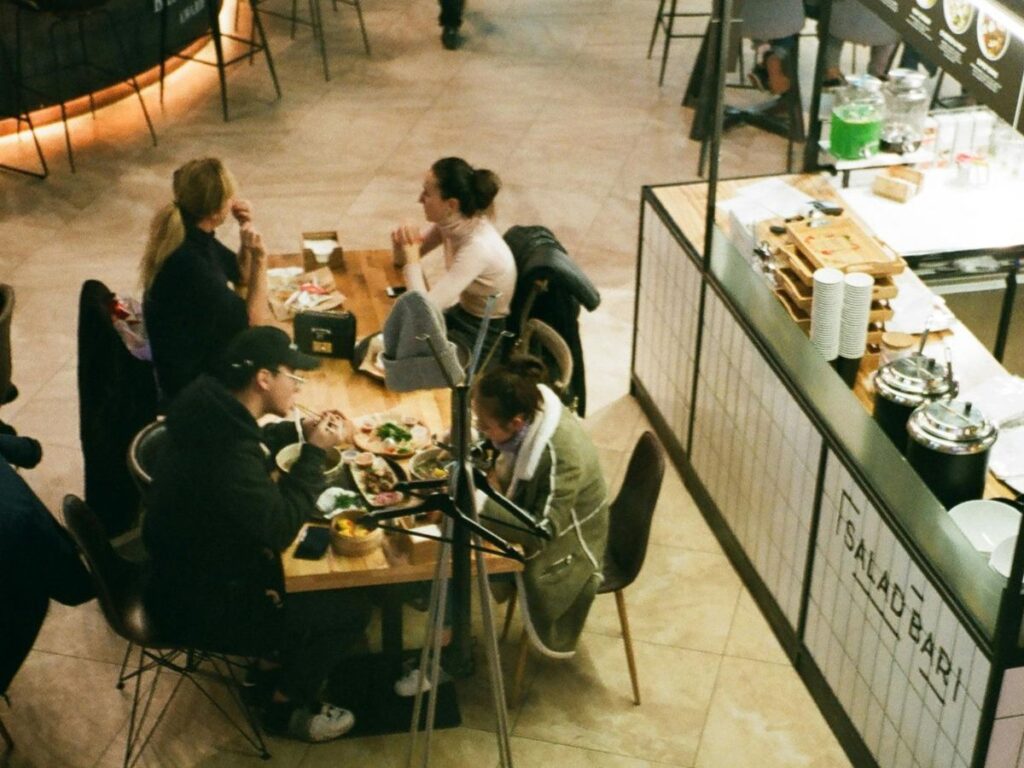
267, 247, 521, 665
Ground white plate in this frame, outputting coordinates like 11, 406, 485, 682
316, 487, 364, 516
950, 499, 1021, 554
989, 536, 1019, 579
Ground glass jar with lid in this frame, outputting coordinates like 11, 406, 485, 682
881, 69, 930, 154
829, 74, 886, 160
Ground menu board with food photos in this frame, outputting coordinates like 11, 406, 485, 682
854, 0, 1024, 133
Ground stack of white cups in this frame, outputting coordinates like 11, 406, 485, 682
839, 272, 875, 359
810, 267, 844, 361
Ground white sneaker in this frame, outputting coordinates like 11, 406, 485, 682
394, 666, 450, 697
289, 703, 355, 742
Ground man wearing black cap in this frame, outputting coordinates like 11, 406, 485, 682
143, 326, 368, 743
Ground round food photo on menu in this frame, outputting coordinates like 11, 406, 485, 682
944, 0, 975, 34
916, 0, 937, 9
978, 12, 1011, 61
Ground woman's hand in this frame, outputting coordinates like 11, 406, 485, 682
231, 199, 255, 226
391, 224, 422, 268
240, 222, 266, 260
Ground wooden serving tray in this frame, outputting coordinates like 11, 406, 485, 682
778, 267, 813, 312
773, 288, 810, 331
786, 216, 906, 277
780, 244, 899, 300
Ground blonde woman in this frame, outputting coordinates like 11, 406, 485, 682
141, 158, 269, 402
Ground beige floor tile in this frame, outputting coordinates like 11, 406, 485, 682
722, 590, 790, 667
298, 726, 499, 768
694, 657, 853, 768
514, 633, 720, 765
509, 735, 668, 767
585, 544, 740, 654
648, 468, 723, 556
3, 652, 126, 768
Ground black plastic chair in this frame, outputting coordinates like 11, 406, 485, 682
62, 495, 270, 767
126, 418, 167, 510
596, 431, 665, 705
504, 431, 666, 705
0, 285, 16, 405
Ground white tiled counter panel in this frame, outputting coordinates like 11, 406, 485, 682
634, 203, 702, 448
806, 451, 988, 768
689, 287, 820, 629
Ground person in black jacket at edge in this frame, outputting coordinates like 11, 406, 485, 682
142, 326, 370, 743
141, 157, 271, 405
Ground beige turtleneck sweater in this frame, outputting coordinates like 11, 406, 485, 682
403, 214, 517, 318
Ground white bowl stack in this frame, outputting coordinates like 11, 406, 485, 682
839, 272, 875, 359
810, 267, 845, 361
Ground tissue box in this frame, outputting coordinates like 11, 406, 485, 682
302, 231, 344, 272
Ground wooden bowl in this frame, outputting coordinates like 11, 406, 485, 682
330, 510, 383, 557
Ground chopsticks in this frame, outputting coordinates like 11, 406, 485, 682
295, 402, 322, 420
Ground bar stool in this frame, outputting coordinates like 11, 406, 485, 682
12, 0, 157, 173
647, 0, 713, 86
0, 35, 48, 179
246, 0, 370, 82
159, 0, 281, 122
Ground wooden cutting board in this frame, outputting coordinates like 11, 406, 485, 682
786, 216, 906, 276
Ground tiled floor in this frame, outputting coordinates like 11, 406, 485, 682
1, 0, 852, 765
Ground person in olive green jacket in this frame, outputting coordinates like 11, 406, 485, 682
473, 356, 609, 657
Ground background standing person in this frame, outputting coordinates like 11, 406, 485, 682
141, 157, 270, 404
391, 156, 516, 359
142, 326, 368, 743
438, 0, 464, 49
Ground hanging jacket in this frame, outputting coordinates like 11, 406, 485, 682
77, 280, 159, 537
503, 226, 600, 416
482, 385, 608, 656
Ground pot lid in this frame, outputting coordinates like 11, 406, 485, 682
876, 353, 954, 398
909, 400, 998, 449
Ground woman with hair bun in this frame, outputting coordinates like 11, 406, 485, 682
472, 355, 608, 657
391, 156, 517, 354
141, 158, 270, 402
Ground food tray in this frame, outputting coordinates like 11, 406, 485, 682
785, 216, 906, 277
777, 267, 813, 312
773, 289, 810, 332
780, 244, 898, 300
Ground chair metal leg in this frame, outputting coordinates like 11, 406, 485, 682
0, 714, 13, 752
205, 2, 231, 121
353, 0, 371, 56
309, 0, 329, 81
511, 628, 529, 706
116, 641, 134, 689
290, 0, 299, 38
657, 0, 677, 86
647, 0, 667, 59
613, 590, 640, 705
47, 22, 76, 172
252, 4, 282, 100
500, 589, 517, 642
104, 9, 157, 146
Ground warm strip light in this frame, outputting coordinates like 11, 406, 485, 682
0, 0, 243, 143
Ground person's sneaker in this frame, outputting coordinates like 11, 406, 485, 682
287, 703, 355, 743
394, 666, 451, 697
441, 26, 461, 50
